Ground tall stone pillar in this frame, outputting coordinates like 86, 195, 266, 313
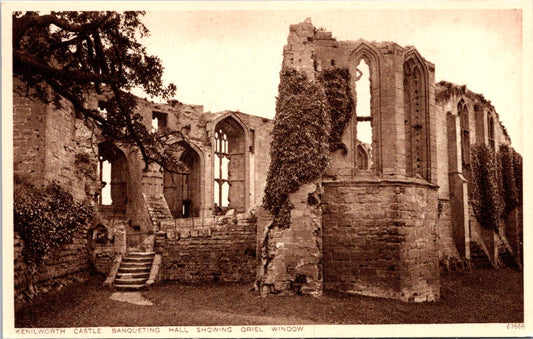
447, 113, 470, 259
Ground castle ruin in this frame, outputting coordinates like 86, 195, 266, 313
13, 19, 522, 305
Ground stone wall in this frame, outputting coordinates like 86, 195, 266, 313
155, 211, 257, 283
436, 199, 460, 260
13, 94, 47, 187
435, 83, 517, 265
13, 89, 100, 307
14, 229, 91, 308
322, 179, 440, 302
257, 183, 323, 296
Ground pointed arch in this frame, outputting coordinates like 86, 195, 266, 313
356, 143, 370, 170
98, 141, 128, 210
457, 98, 470, 166
404, 50, 431, 180
164, 140, 202, 218
487, 111, 495, 152
213, 114, 248, 213
349, 42, 382, 175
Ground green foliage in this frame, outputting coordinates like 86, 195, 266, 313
263, 68, 331, 226
470, 144, 504, 230
498, 145, 522, 215
14, 179, 94, 265
318, 68, 355, 152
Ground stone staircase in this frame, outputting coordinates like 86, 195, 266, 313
113, 252, 155, 290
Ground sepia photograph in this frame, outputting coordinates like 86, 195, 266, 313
2, 1, 530, 338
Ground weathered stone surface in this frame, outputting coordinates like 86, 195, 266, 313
322, 180, 440, 302
258, 182, 323, 296
155, 212, 256, 283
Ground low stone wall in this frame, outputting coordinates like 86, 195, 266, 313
322, 179, 440, 302
155, 212, 257, 283
14, 230, 91, 309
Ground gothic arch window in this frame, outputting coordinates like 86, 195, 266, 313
354, 58, 373, 172
350, 48, 380, 175
98, 142, 128, 211
488, 113, 495, 152
164, 141, 201, 218
213, 116, 246, 213
458, 99, 470, 166
404, 56, 430, 179
356, 144, 370, 170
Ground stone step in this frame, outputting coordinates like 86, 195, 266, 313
120, 262, 153, 268
121, 260, 153, 266
122, 255, 154, 262
127, 252, 155, 257
115, 277, 148, 285
116, 272, 150, 279
118, 266, 152, 273
113, 284, 146, 291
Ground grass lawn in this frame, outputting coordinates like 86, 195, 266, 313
15, 268, 523, 327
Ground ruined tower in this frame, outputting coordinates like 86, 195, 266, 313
259, 18, 440, 301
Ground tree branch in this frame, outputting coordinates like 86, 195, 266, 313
14, 51, 121, 84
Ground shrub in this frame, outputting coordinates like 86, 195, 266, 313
14, 178, 94, 265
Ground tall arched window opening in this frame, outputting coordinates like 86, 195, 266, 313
213, 117, 246, 213
164, 141, 201, 218
458, 99, 470, 167
404, 57, 430, 179
99, 158, 111, 204
98, 142, 128, 211
214, 129, 230, 209
488, 114, 495, 152
354, 59, 373, 171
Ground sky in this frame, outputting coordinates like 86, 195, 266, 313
135, 7, 525, 153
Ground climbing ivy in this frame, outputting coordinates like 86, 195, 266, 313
470, 144, 504, 231
498, 145, 522, 216
512, 148, 523, 206
318, 68, 355, 152
263, 68, 331, 227
14, 177, 94, 265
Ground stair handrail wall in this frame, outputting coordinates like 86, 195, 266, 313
103, 254, 123, 287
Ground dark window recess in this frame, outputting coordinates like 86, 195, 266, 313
152, 111, 168, 132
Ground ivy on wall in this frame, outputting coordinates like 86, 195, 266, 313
318, 68, 355, 152
14, 177, 94, 265
498, 144, 522, 216
262, 68, 331, 227
263, 67, 355, 227
470, 144, 504, 231
470, 143, 523, 231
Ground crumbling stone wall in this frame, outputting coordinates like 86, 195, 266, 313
14, 230, 91, 308
13, 89, 99, 200
435, 83, 518, 268
257, 183, 323, 296
13, 88, 100, 306
260, 18, 441, 301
